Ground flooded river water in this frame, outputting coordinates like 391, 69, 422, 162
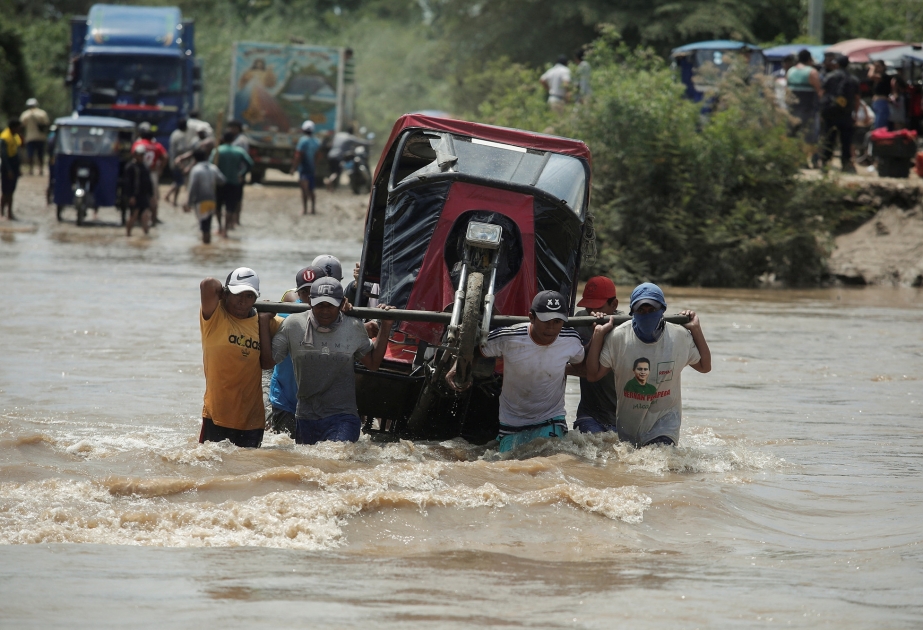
2, 175, 922, 628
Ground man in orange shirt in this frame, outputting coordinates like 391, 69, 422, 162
199, 267, 280, 447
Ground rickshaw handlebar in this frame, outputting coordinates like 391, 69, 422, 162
254, 303, 690, 327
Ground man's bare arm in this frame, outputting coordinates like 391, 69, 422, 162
200, 278, 223, 321
681, 309, 712, 373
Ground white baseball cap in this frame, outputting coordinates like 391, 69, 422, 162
225, 267, 260, 297
301, 120, 315, 132
26, 98, 38, 107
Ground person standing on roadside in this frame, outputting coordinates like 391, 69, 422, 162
123, 145, 153, 236
786, 49, 823, 167
291, 120, 320, 215
165, 118, 191, 207
19, 98, 49, 176
267, 276, 394, 445
585, 283, 711, 447
228, 120, 249, 153
184, 149, 226, 244
0, 119, 23, 221
819, 55, 860, 173
211, 131, 254, 234
199, 267, 281, 448
268, 265, 327, 438
131, 122, 168, 224
540, 55, 571, 111
571, 277, 623, 435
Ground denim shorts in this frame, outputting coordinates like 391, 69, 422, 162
295, 413, 361, 445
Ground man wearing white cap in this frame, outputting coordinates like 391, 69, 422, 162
585, 282, 711, 447
20, 98, 49, 176
123, 145, 153, 236
291, 120, 320, 215
199, 267, 281, 447
266, 276, 393, 444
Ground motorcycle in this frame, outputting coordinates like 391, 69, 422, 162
346, 144, 372, 195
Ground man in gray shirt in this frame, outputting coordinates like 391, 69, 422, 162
267, 276, 392, 444
184, 150, 225, 244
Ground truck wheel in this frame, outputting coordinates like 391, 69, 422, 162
453, 272, 484, 390
250, 167, 265, 184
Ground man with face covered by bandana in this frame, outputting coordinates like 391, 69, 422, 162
585, 283, 711, 447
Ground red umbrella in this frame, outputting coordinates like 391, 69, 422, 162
826, 38, 907, 62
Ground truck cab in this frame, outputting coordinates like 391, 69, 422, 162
68, 4, 202, 147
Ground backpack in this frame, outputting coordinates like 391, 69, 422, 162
821, 71, 850, 120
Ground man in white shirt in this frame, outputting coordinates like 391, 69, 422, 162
451, 290, 585, 453
540, 55, 572, 111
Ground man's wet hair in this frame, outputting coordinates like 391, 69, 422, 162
557, 54, 568, 65
797, 49, 813, 64
7, 119, 22, 130
193, 149, 207, 162
221, 131, 235, 144
228, 120, 243, 129
633, 357, 651, 370
837, 54, 850, 69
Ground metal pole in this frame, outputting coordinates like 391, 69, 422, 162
253, 303, 690, 328
808, 0, 824, 44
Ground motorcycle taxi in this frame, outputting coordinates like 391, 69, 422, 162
51, 116, 135, 225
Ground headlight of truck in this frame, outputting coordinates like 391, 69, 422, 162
465, 221, 502, 249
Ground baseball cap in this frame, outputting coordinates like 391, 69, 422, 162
301, 120, 315, 132
26, 98, 37, 107
225, 267, 260, 297
138, 121, 152, 132
629, 283, 666, 314
530, 290, 568, 322
311, 255, 343, 281
295, 265, 326, 290
577, 276, 617, 309
310, 276, 344, 307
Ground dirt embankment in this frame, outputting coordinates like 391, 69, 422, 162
828, 178, 923, 287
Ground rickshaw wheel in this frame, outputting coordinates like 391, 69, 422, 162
120, 207, 127, 226
453, 272, 484, 389
76, 206, 86, 227
55, 205, 64, 222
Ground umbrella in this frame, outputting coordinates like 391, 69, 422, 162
826, 38, 906, 63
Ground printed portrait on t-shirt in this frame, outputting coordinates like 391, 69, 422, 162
624, 357, 657, 397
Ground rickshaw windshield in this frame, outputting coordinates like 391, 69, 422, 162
394, 131, 587, 216
56, 126, 121, 156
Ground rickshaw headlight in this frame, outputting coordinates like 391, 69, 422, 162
74, 188, 86, 198
465, 221, 502, 249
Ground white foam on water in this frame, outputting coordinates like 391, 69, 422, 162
0, 456, 652, 548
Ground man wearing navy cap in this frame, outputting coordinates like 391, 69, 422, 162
453, 290, 585, 453
585, 283, 711, 447
267, 265, 327, 438
265, 276, 393, 444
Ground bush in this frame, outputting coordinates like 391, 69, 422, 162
473, 31, 853, 287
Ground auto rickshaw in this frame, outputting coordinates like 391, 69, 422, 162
349, 114, 593, 442
51, 116, 135, 226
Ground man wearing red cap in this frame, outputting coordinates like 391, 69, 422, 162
572, 277, 622, 434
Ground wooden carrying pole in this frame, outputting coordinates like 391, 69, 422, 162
254, 303, 690, 328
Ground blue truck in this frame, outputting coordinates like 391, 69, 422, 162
66, 4, 202, 147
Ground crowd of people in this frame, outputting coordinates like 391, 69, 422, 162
779, 50, 915, 172
199, 263, 712, 453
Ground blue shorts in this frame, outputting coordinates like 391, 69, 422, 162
573, 416, 617, 434
295, 413, 361, 445
298, 170, 315, 190
498, 417, 567, 453
172, 167, 185, 186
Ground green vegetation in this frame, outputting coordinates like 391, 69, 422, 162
0, 0, 906, 285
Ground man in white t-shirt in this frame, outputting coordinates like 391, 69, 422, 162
451, 290, 585, 453
540, 55, 572, 110
585, 283, 711, 447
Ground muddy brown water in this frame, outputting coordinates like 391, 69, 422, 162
2, 174, 923, 628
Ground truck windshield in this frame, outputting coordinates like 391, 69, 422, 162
394, 131, 588, 216
83, 56, 183, 95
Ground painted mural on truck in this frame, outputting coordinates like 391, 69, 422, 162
231, 42, 341, 147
